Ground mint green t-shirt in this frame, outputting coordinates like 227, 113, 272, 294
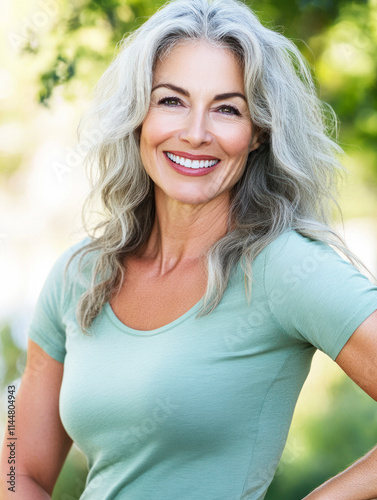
28, 230, 377, 500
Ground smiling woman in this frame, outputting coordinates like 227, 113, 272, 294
140, 42, 257, 202
1, 0, 377, 499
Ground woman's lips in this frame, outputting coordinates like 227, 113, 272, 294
164, 152, 221, 177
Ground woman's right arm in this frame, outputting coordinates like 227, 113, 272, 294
0, 339, 73, 498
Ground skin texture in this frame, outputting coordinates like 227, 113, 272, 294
0, 41, 376, 499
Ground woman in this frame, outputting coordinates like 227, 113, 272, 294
1, 0, 377, 498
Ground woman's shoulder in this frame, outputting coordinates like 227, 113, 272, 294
265, 227, 319, 248
259, 228, 377, 360
62, 235, 93, 258
262, 228, 336, 264
259, 228, 345, 290
261, 226, 376, 301
54, 235, 93, 270
42, 235, 95, 294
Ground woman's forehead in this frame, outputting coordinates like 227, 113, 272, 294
157, 39, 241, 67
152, 41, 245, 92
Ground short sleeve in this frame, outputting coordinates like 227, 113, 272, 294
263, 230, 377, 360
28, 237, 91, 363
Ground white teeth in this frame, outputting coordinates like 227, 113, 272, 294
166, 152, 219, 169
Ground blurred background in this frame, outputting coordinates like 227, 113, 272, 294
0, 0, 376, 498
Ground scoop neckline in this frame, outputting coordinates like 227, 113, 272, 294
103, 257, 246, 336
104, 296, 205, 336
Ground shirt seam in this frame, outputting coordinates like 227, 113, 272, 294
237, 243, 296, 498
239, 348, 298, 498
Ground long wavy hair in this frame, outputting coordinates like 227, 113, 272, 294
67, 0, 374, 334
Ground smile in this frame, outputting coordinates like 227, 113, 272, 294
165, 152, 220, 169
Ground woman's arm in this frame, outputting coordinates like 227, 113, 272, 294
303, 308, 377, 500
0, 339, 73, 498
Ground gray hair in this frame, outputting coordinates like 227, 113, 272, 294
68, 0, 373, 334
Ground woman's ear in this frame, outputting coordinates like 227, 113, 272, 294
249, 137, 261, 152
249, 128, 267, 152
249, 132, 261, 153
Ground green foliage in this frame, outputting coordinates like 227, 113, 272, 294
0, 324, 23, 387
39, 54, 76, 105
52, 446, 88, 500
16, 0, 165, 105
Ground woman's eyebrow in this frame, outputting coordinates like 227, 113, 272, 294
213, 92, 247, 103
152, 83, 190, 96
151, 83, 247, 102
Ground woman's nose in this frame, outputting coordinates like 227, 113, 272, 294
179, 109, 213, 148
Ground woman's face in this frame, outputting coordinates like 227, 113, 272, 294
140, 41, 260, 206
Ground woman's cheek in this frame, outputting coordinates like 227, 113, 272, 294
147, 112, 184, 140
214, 123, 252, 155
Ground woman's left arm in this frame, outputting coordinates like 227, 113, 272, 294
303, 308, 377, 500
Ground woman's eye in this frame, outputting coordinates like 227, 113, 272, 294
218, 105, 241, 116
158, 97, 181, 106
